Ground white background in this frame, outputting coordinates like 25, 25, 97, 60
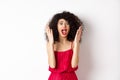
0, 0, 119, 80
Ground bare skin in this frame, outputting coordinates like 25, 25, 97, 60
45, 19, 82, 68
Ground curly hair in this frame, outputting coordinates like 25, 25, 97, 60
46, 11, 83, 42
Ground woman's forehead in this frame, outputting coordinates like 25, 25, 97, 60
58, 18, 68, 22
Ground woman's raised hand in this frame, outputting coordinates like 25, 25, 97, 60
74, 26, 82, 44
45, 25, 54, 44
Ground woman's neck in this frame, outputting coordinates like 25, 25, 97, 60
59, 37, 68, 44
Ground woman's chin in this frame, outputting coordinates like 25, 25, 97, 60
60, 34, 68, 38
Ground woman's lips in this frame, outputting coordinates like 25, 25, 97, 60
61, 29, 67, 35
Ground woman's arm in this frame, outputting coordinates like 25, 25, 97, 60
46, 26, 56, 68
71, 26, 82, 68
71, 42, 80, 68
46, 43, 56, 68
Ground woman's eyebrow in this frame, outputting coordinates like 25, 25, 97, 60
59, 21, 64, 23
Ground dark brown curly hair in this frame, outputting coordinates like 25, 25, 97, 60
45, 11, 83, 42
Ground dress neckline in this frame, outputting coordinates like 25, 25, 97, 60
54, 48, 72, 53
54, 41, 73, 53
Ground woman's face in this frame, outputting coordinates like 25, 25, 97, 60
57, 19, 70, 38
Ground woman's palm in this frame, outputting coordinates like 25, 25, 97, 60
45, 25, 54, 44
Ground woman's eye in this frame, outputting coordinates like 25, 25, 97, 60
60, 22, 63, 25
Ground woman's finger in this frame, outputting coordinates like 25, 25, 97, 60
76, 27, 82, 38
76, 27, 80, 35
50, 29, 52, 34
76, 29, 79, 37
79, 26, 82, 34
45, 25, 49, 33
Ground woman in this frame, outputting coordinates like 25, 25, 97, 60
45, 11, 83, 80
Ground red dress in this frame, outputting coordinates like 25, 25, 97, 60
48, 49, 78, 80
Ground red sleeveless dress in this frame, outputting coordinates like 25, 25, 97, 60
48, 48, 78, 80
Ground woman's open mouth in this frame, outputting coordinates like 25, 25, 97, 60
61, 29, 67, 35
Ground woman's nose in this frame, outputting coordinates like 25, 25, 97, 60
63, 24, 67, 27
